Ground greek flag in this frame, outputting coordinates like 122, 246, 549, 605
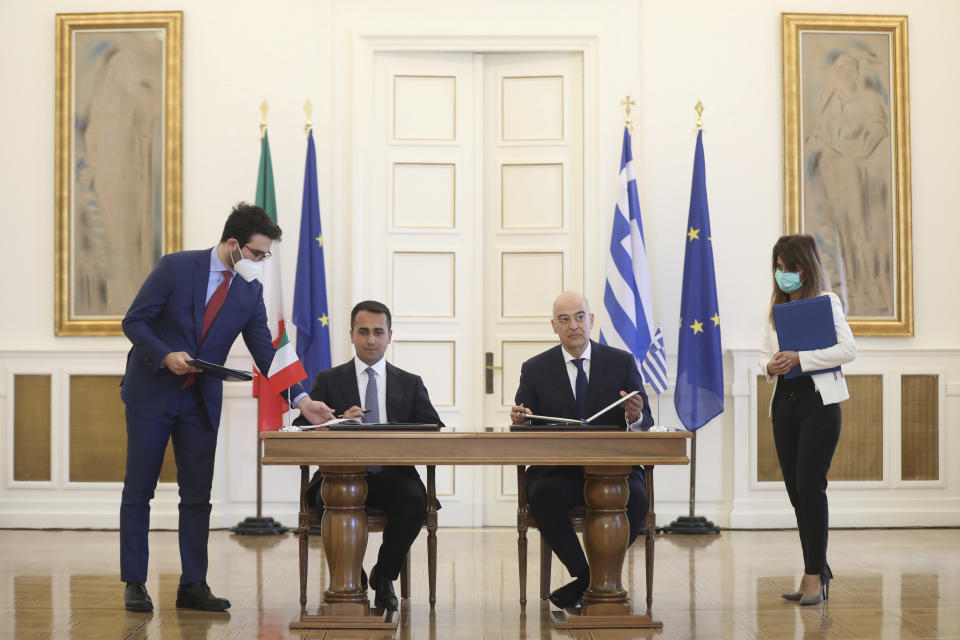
641, 326, 668, 395
599, 127, 655, 374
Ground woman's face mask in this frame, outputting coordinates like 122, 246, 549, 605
775, 269, 803, 293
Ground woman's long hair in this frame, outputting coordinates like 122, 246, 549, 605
769, 234, 829, 323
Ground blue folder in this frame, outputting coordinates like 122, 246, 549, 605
771, 295, 841, 379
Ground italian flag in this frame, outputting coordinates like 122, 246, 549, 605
251, 131, 298, 431
267, 330, 307, 393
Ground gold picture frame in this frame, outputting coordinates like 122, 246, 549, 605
782, 13, 913, 336
55, 11, 182, 336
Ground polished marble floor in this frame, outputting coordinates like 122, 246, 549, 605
0, 527, 958, 639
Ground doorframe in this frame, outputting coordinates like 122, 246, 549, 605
344, 34, 598, 525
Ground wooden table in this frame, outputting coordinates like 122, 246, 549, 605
261, 430, 690, 631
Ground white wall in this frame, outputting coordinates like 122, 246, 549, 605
1, 0, 958, 528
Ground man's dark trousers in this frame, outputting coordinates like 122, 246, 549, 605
526, 465, 648, 578
120, 385, 218, 585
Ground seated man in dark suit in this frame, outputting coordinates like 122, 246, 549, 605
510, 291, 653, 608
297, 300, 443, 611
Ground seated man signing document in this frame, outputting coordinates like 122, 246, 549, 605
296, 300, 444, 612
510, 291, 653, 608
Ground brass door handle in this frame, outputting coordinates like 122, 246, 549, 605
484, 352, 500, 394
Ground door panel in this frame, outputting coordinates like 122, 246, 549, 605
482, 52, 584, 525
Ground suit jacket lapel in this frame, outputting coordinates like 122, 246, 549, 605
385, 364, 405, 421
192, 251, 209, 345
340, 360, 363, 409
585, 341, 606, 416
552, 346, 577, 416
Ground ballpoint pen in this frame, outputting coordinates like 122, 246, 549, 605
337, 409, 370, 418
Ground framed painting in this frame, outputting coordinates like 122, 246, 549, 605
55, 12, 182, 336
782, 13, 913, 336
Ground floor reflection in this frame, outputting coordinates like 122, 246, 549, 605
0, 528, 958, 639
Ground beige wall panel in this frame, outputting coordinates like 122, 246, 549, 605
392, 251, 455, 318
431, 465, 455, 497
901, 375, 939, 481
501, 75, 563, 140
391, 340, 455, 407
501, 340, 558, 407
756, 374, 883, 483
832, 375, 883, 481
13, 374, 51, 482
69, 375, 176, 483
393, 163, 456, 229
501, 163, 563, 229
393, 75, 455, 140
499, 465, 518, 497
755, 376, 780, 483
501, 252, 564, 318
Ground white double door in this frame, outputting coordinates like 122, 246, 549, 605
365, 50, 584, 526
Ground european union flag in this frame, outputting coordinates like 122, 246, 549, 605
674, 130, 723, 431
292, 130, 332, 381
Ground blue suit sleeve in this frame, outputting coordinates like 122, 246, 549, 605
122, 255, 176, 371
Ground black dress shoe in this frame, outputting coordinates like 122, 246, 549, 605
548, 574, 589, 609
176, 582, 231, 611
369, 565, 398, 611
361, 567, 368, 591
124, 582, 153, 612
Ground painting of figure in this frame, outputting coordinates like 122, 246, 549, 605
73, 30, 165, 318
800, 32, 895, 318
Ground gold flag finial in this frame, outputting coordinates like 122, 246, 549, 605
621, 95, 636, 133
304, 100, 313, 136
695, 100, 704, 131
259, 99, 269, 139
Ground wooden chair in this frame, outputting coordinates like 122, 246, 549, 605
297, 465, 438, 609
515, 465, 585, 604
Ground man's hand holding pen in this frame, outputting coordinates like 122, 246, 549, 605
339, 406, 370, 420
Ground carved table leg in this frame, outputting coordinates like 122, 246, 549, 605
290, 466, 398, 630
551, 464, 661, 629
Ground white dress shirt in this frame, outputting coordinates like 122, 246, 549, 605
560, 343, 591, 394
561, 343, 644, 430
354, 356, 388, 421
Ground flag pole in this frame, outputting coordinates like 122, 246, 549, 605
659, 100, 718, 536
233, 101, 288, 535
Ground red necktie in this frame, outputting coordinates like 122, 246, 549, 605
182, 272, 232, 389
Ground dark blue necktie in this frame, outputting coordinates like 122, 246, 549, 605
572, 358, 588, 420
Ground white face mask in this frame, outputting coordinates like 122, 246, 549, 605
231, 245, 264, 282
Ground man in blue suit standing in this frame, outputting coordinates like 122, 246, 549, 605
510, 291, 653, 609
119, 203, 334, 612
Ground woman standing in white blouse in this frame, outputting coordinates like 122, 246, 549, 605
759, 235, 857, 605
